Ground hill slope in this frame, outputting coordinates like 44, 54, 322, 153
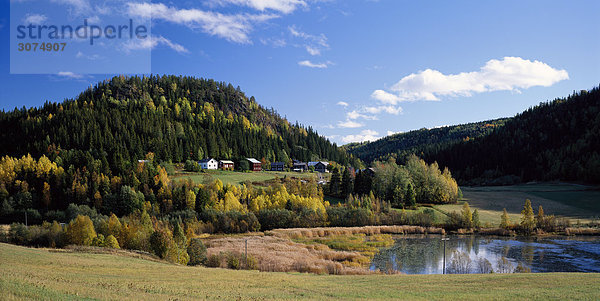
0, 75, 357, 174
348, 87, 600, 184
345, 118, 508, 163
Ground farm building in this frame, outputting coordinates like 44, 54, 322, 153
292, 161, 308, 172
314, 161, 329, 173
271, 162, 285, 171
246, 158, 262, 171
199, 158, 218, 170
219, 160, 234, 170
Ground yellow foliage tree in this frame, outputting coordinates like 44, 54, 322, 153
66, 215, 97, 246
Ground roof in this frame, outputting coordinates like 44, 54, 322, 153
246, 158, 261, 164
308, 161, 318, 166
219, 160, 234, 164
199, 158, 216, 163
315, 161, 329, 166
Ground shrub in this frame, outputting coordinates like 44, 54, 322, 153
92, 234, 105, 247
187, 238, 207, 266
104, 235, 120, 249
226, 252, 241, 269
206, 254, 222, 268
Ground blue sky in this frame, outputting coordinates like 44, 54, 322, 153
1, 0, 599, 145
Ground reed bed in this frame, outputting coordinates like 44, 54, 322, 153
565, 227, 600, 236
476, 228, 515, 236
266, 225, 445, 239
204, 235, 373, 275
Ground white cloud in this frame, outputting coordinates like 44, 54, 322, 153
305, 46, 320, 56
123, 35, 189, 53
372, 57, 569, 104
209, 0, 307, 14
346, 110, 377, 120
24, 14, 47, 25
298, 60, 332, 68
336, 101, 348, 107
57, 71, 83, 79
342, 130, 380, 143
363, 105, 403, 115
126, 2, 278, 44
51, 0, 91, 15
289, 25, 329, 56
337, 120, 364, 128
386, 130, 400, 136
76, 51, 102, 60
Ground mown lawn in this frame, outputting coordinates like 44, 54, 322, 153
171, 170, 318, 186
435, 183, 600, 226
1, 243, 599, 300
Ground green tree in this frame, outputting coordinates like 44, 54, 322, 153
472, 209, 481, 228
170, 222, 189, 265
404, 183, 416, 209
187, 237, 207, 266
341, 168, 353, 198
329, 167, 342, 197
520, 199, 535, 234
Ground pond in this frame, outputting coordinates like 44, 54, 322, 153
370, 235, 600, 274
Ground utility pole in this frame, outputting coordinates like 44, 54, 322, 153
245, 239, 248, 267
25, 211, 28, 227
442, 237, 449, 274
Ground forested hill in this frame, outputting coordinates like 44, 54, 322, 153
0, 75, 358, 174
423, 87, 600, 184
349, 86, 600, 185
344, 118, 508, 163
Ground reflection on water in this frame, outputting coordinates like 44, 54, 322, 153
370, 235, 600, 274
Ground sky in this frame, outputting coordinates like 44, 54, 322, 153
1, 0, 599, 145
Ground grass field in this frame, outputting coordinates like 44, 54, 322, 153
435, 183, 600, 226
171, 170, 321, 186
2, 243, 600, 300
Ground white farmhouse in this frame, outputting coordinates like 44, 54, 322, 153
199, 158, 218, 170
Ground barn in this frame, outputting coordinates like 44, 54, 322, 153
246, 158, 262, 171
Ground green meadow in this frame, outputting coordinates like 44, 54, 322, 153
1, 243, 600, 300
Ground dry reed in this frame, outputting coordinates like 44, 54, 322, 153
265, 225, 445, 239
565, 227, 600, 236
204, 235, 374, 275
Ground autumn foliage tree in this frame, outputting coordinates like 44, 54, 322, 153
66, 215, 96, 246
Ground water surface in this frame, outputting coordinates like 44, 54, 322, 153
370, 235, 600, 274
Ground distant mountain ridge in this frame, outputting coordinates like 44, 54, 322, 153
348, 86, 600, 184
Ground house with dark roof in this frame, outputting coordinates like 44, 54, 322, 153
271, 162, 285, 171
314, 161, 329, 173
219, 160, 234, 170
293, 161, 308, 172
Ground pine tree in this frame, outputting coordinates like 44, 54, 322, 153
404, 183, 416, 209
500, 208, 510, 229
472, 209, 481, 228
341, 167, 353, 198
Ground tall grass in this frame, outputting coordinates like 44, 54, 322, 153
204, 235, 373, 275
266, 225, 445, 239
565, 227, 600, 236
